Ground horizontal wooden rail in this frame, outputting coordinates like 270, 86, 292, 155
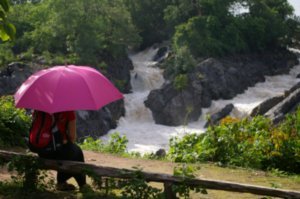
0, 150, 300, 198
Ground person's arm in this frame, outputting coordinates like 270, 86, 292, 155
68, 119, 76, 143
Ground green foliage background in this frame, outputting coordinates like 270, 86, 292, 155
8, 0, 141, 67
0, 96, 31, 148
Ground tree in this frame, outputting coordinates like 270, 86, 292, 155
172, 0, 299, 57
0, 0, 16, 41
9, 0, 141, 65
124, 0, 171, 49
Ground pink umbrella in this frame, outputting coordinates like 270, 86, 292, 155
14, 65, 123, 113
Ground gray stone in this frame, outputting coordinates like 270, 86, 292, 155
204, 104, 234, 128
145, 50, 299, 126
265, 88, 300, 124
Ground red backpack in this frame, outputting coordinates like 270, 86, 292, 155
28, 111, 63, 153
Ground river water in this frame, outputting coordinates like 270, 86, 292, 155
102, 1, 300, 154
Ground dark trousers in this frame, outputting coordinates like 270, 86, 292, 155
38, 142, 86, 187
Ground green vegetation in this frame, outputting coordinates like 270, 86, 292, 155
7, 0, 141, 67
0, 96, 31, 148
80, 132, 128, 155
0, 0, 16, 41
169, 110, 300, 174
2, 0, 298, 73
173, 74, 188, 91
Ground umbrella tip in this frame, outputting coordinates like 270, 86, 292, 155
64, 60, 68, 67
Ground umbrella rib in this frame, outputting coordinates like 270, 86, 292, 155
76, 71, 99, 109
51, 71, 64, 112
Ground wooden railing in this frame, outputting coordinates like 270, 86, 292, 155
0, 150, 299, 199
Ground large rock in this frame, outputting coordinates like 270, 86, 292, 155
204, 104, 234, 128
104, 53, 133, 93
250, 95, 285, 117
145, 50, 298, 126
145, 82, 202, 125
250, 82, 300, 117
265, 88, 300, 124
76, 100, 124, 139
0, 62, 34, 95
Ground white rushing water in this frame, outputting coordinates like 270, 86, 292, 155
102, 46, 300, 154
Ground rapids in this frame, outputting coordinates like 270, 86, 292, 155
102, 47, 300, 154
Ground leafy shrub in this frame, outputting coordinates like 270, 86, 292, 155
0, 96, 31, 148
169, 113, 300, 173
163, 45, 196, 77
0, 43, 15, 68
80, 132, 128, 155
172, 164, 207, 198
119, 166, 164, 199
173, 74, 188, 91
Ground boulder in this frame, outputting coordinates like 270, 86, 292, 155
250, 82, 300, 117
145, 78, 202, 126
0, 62, 33, 95
204, 104, 234, 128
250, 96, 285, 117
145, 50, 299, 126
152, 46, 169, 62
105, 53, 133, 93
265, 88, 300, 124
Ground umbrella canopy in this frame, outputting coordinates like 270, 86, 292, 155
14, 65, 123, 113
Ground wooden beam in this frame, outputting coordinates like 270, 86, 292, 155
1, 150, 299, 199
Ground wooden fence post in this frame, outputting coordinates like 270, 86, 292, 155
164, 182, 176, 199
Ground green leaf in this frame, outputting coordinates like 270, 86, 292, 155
0, 0, 9, 12
4, 22, 16, 40
0, 24, 10, 41
0, 10, 5, 19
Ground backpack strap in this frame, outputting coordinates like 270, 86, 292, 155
35, 111, 46, 144
53, 113, 70, 142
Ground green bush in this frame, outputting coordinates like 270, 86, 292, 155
0, 96, 31, 148
80, 132, 128, 155
168, 112, 300, 173
0, 43, 15, 68
173, 74, 188, 91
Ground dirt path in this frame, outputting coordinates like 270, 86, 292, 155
1, 149, 300, 199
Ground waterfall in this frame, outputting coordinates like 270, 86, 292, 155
102, 46, 300, 154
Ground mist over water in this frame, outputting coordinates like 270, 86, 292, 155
102, 46, 300, 154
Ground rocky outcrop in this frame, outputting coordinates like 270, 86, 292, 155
265, 88, 300, 124
76, 100, 124, 139
250, 82, 300, 117
250, 96, 285, 117
104, 53, 133, 93
145, 50, 299, 126
144, 82, 203, 125
152, 46, 169, 63
204, 104, 234, 128
0, 62, 35, 95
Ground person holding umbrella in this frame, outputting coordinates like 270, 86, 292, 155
14, 65, 123, 191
